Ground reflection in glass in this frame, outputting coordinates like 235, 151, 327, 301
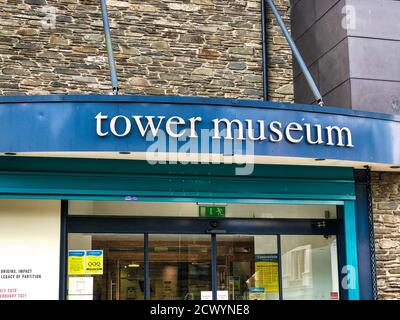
67, 233, 144, 300
217, 235, 279, 300
149, 234, 211, 300
281, 235, 339, 300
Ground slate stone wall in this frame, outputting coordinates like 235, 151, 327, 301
372, 172, 400, 299
0, 0, 293, 101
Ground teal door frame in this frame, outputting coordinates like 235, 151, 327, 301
0, 156, 360, 299
344, 200, 360, 300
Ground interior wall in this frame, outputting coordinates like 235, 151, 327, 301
69, 200, 337, 219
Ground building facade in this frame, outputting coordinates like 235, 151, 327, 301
0, 0, 399, 300
0, 0, 293, 101
291, 0, 400, 300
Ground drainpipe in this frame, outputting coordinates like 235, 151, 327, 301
100, 0, 119, 94
261, 0, 268, 101
265, 0, 324, 106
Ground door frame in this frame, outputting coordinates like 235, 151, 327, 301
0, 157, 360, 299
67, 216, 339, 235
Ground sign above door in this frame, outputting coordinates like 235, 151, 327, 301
0, 95, 399, 168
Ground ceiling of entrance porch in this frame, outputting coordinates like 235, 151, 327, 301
5, 152, 400, 172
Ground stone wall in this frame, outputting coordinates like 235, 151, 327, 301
0, 0, 293, 101
372, 172, 400, 299
266, 0, 293, 101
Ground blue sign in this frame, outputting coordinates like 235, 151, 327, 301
86, 250, 103, 256
255, 254, 279, 262
68, 251, 85, 257
248, 288, 265, 293
0, 95, 399, 165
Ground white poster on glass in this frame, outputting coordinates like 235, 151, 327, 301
0, 200, 60, 300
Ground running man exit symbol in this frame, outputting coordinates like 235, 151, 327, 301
199, 206, 226, 218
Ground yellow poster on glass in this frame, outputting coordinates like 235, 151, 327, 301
85, 250, 103, 275
68, 251, 85, 275
255, 254, 279, 293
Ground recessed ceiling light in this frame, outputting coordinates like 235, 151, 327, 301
124, 196, 138, 201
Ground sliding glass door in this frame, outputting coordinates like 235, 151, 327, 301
67, 232, 340, 300
148, 234, 212, 300
216, 235, 280, 300
66, 201, 342, 300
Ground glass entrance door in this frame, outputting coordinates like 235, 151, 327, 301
216, 235, 280, 300
148, 234, 212, 300
67, 233, 145, 300
67, 233, 213, 300
280, 235, 339, 300
215, 234, 340, 300
67, 232, 340, 300
66, 201, 342, 300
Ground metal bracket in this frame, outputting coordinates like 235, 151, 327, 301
100, 0, 120, 94
206, 229, 227, 234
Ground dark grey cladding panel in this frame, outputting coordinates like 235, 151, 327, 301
347, 0, 400, 41
291, 0, 316, 40
319, 38, 350, 95
323, 79, 352, 109
291, 0, 400, 114
351, 79, 400, 115
294, 37, 350, 102
293, 0, 347, 77
349, 37, 400, 82
291, 0, 340, 40
315, 0, 341, 20
293, 62, 319, 104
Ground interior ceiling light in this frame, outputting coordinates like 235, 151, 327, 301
124, 196, 138, 201
196, 202, 228, 206
128, 263, 140, 268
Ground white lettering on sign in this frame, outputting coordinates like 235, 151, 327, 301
285, 122, 304, 144
94, 113, 354, 148
166, 116, 186, 138
212, 118, 245, 140
110, 115, 131, 137
269, 121, 283, 142
304, 124, 324, 145
132, 116, 165, 137
326, 126, 354, 147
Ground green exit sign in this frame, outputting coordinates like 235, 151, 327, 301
198, 206, 226, 218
